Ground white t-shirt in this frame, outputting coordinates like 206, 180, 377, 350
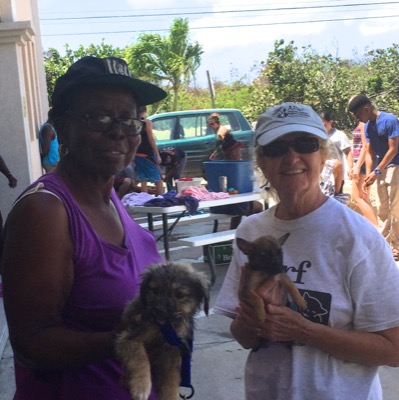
328, 128, 351, 177
327, 128, 351, 152
214, 198, 399, 400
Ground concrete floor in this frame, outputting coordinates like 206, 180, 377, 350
1, 211, 399, 400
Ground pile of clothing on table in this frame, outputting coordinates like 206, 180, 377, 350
121, 185, 229, 215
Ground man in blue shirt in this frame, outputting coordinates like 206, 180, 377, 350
348, 94, 399, 259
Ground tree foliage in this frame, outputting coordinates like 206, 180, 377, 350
42, 26, 399, 135
242, 40, 368, 130
364, 44, 399, 113
241, 39, 399, 131
123, 18, 203, 111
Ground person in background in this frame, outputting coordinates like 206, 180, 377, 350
0, 154, 17, 237
159, 146, 187, 192
207, 122, 263, 229
38, 118, 60, 172
134, 105, 164, 195
215, 102, 399, 400
221, 133, 245, 161
0, 56, 167, 400
208, 113, 244, 161
347, 121, 378, 226
113, 161, 141, 199
320, 141, 344, 197
348, 94, 399, 259
320, 111, 352, 193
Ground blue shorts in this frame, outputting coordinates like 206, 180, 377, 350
135, 155, 161, 182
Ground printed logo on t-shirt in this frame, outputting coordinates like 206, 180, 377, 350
284, 261, 331, 325
300, 289, 331, 325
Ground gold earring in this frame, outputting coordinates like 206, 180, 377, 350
58, 144, 69, 157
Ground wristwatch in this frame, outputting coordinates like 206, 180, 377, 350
374, 168, 382, 175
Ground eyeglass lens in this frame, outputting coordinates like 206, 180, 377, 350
262, 137, 320, 158
88, 115, 143, 136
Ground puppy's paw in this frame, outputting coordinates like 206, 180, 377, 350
126, 373, 152, 400
296, 298, 308, 312
129, 380, 152, 400
254, 306, 266, 322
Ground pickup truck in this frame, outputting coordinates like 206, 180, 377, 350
148, 108, 255, 178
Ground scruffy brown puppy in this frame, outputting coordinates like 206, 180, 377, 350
115, 262, 210, 400
237, 233, 307, 322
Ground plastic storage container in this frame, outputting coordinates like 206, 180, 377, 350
203, 160, 254, 193
176, 177, 203, 193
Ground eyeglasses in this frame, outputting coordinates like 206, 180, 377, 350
66, 111, 144, 136
262, 137, 320, 158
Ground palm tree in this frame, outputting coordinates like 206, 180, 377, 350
124, 18, 203, 110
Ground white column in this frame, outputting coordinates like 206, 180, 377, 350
0, 0, 48, 220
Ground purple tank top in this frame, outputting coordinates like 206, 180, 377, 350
13, 173, 162, 400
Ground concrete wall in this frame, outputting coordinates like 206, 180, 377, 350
0, 0, 48, 221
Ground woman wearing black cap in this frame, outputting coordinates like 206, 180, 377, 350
1, 57, 166, 400
214, 102, 399, 400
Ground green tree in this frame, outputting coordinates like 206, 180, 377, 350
124, 18, 203, 111
243, 40, 307, 121
364, 44, 399, 114
172, 80, 254, 117
41, 33, 399, 130
244, 40, 368, 132
44, 40, 122, 106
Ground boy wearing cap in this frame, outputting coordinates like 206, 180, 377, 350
348, 94, 399, 259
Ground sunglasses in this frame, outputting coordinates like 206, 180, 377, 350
262, 137, 320, 158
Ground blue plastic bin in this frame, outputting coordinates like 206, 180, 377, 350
203, 160, 254, 193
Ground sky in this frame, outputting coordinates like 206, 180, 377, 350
37, 0, 399, 87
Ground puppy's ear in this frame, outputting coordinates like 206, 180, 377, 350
236, 237, 253, 256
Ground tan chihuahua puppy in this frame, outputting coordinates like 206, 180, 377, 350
237, 233, 307, 322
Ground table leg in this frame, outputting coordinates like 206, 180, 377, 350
157, 212, 185, 241
162, 213, 170, 260
147, 213, 154, 231
213, 219, 219, 233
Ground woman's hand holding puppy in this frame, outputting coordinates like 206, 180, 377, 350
232, 274, 309, 348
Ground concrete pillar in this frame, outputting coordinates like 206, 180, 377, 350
0, 0, 48, 221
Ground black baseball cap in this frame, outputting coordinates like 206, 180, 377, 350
52, 56, 167, 107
